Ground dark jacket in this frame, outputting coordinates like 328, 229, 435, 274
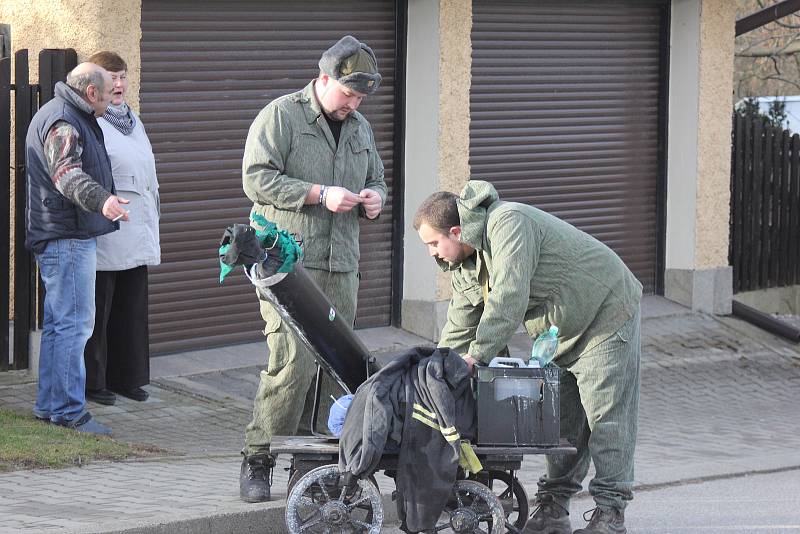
25, 83, 116, 253
338, 346, 476, 532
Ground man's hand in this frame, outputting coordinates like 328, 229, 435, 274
102, 195, 130, 221
324, 186, 362, 213
358, 188, 382, 219
462, 355, 479, 375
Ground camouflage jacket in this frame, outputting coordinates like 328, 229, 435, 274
437, 181, 642, 366
242, 81, 386, 272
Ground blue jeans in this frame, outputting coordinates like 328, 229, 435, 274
33, 238, 97, 424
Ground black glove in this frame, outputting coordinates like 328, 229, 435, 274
219, 224, 265, 268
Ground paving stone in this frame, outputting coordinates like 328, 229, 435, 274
1, 312, 798, 532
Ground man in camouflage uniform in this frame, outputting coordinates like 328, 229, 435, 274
239, 35, 386, 503
413, 181, 642, 534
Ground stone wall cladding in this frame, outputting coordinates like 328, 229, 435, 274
696, 0, 735, 269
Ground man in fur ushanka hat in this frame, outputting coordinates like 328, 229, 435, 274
239, 35, 387, 503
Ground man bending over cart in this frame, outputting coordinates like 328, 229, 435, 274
413, 180, 642, 534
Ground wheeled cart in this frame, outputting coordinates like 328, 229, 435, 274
219, 223, 576, 533
273, 436, 575, 534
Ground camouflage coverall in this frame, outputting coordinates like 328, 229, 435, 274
242, 81, 386, 456
438, 180, 642, 512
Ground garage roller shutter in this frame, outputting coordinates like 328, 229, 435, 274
141, 0, 399, 354
470, 0, 667, 293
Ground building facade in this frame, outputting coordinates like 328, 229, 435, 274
1, 0, 735, 352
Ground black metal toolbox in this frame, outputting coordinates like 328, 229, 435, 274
475, 364, 560, 446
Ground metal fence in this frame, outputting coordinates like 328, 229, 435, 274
730, 112, 800, 294
1, 26, 76, 370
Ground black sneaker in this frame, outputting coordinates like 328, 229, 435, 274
574, 507, 626, 534
239, 453, 275, 503
86, 388, 116, 406
522, 494, 572, 534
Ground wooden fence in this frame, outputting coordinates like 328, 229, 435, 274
730, 112, 800, 293
1, 25, 76, 370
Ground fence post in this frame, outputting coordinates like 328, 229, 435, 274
0, 41, 9, 370
749, 118, 763, 292
761, 125, 773, 288
792, 135, 800, 286
741, 114, 753, 291
779, 131, 790, 286
767, 127, 783, 287
39, 49, 77, 105
731, 114, 743, 294
13, 49, 34, 371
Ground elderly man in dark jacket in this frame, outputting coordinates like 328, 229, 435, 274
26, 62, 130, 435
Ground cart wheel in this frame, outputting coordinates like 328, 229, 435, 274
288, 466, 378, 498
470, 470, 529, 530
285, 464, 383, 534
433, 479, 506, 534
287, 466, 312, 495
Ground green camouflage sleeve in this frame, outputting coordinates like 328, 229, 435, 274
363, 125, 386, 202
242, 105, 312, 211
438, 280, 483, 358
468, 211, 539, 362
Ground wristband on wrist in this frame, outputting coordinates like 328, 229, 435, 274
319, 185, 326, 206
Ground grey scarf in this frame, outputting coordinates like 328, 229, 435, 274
103, 102, 136, 135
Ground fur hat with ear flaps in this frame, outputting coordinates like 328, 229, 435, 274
319, 35, 382, 95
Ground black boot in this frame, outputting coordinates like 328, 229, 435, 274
239, 453, 275, 503
574, 506, 626, 534
522, 494, 572, 534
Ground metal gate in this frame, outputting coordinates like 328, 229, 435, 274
469, 0, 668, 293
140, 0, 404, 354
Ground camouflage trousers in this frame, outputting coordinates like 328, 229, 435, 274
537, 306, 641, 512
244, 268, 358, 457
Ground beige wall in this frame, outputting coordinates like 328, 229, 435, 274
438, 0, 471, 195
435, 0, 472, 300
0, 0, 142, 108
695, 0, 735, 269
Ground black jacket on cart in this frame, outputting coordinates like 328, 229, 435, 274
338, 346, 477, 532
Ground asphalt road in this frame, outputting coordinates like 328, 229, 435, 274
603, 468, 800, 533
377, 467, 800, 534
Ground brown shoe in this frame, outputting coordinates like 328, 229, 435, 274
574, 506, 626, 534
522, 494, 571, 534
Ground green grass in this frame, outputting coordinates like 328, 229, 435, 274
0, 408, 165, 472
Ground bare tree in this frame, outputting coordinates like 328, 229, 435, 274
735, 0, 800, 98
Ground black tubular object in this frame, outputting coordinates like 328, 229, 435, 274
731, 300, 800, 342
250, 255, 379, 394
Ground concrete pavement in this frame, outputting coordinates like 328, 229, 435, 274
1, 296, 799, 533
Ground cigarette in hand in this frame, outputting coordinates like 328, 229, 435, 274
112, 211, 129, 222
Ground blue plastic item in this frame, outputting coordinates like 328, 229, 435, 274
530, 325, 559, 367
327, 394, 354, 437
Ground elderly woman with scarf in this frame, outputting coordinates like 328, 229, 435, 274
83, 51, 160, 406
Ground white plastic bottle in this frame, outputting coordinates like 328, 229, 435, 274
530, 325, 559, 367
